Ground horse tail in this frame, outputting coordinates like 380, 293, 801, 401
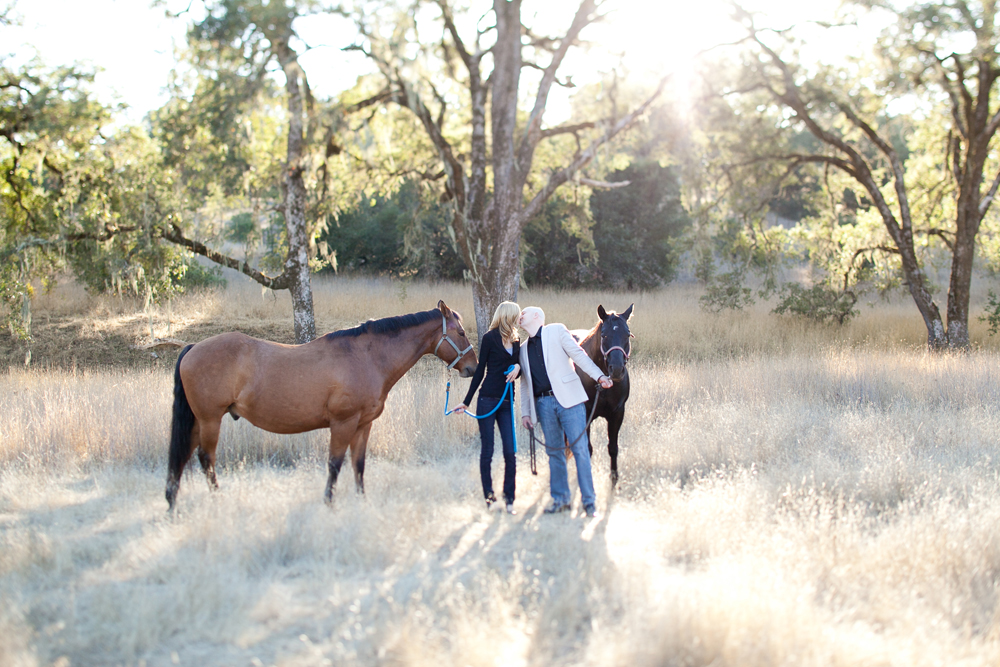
166, 344, 196, 509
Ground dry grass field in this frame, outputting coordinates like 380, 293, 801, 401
3, 276, 1000, 666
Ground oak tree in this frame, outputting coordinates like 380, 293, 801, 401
723, 1, 1000, 348
343, 0, 667, 336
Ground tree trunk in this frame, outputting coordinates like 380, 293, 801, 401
901, 261, 947, 348
354, 0, 661, 342
277, 41, 316, 344
472, 235, 520, 344
893, 223, 947, 349
945, 214, 979, 349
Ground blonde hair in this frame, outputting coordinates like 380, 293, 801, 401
489, 301, 521, 345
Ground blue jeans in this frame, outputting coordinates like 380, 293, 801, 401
535, 396, 595, 510
478, 394, 516, 503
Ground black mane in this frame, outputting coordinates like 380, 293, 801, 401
324, 309, 441, 340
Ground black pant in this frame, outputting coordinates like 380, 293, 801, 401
477, 394, 516, 503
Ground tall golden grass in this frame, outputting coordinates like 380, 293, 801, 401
27, 272, 1000, 365
3, 276, 1000, 666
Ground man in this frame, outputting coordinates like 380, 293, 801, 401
518, 306, 613, 517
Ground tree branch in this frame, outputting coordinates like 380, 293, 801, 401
160, 223, 292, 290
521, 61, 576, 86
917, 227, 955, 251
516, 0, 600, 174
980, 167, 1000, 216
436, 0, 473, 70
341, 87, 393, 114
741, 20, 909, 248
521, 75, 668, 224
578, 177, 630, 189
540, 121, 595, 138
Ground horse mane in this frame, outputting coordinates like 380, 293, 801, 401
575, 321, 602, 356
324, 309, 441, 340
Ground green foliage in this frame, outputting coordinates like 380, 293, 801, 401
979, 290, 1000, 336
320, 181, 464, 280
699, 270, 755, 313
521, 194, 597, 288
225, 213, 256, 245
694, 245, 715, 284
698, 214, 787, 312
0, 53, 227, 336
588, 161, 691, 290
176, 261, 227, 290
0, 55, 108, 334
772, 283, 858, 325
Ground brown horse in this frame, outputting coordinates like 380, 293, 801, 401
165, 300, 477, 510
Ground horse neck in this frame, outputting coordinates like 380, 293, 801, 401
373, 318, 441, 390
581, 324, 608, 374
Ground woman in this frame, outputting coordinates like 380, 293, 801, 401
453, 301, 521, 514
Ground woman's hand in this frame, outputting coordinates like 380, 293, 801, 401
506, 364, 520, 382
453, 403, 467, 414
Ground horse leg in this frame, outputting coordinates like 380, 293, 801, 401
349, 423, 373, 494
196, 418, 222, 491
325, 419, 359, 504
587, 422, 594, 458
607, 408, 625, 487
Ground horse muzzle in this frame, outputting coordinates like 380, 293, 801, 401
459, 363, 477, 378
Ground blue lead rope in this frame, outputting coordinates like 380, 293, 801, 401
445, 364, 518, 453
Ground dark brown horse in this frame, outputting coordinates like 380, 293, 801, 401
165, 300, 477, 510
574, 304, 633, 485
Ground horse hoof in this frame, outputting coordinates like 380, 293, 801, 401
610, 471, 619, 486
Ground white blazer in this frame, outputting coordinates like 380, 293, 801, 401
519, 323, 605, 423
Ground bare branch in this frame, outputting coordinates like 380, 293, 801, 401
741, 22, 910, 246
522, 27, 560, 52
522, 61, 577, 87
540, 121, 596, 139
64, 224, 142, 243
516, 0, 601, 173
521, 75, 668, 224
578, 177, 630, 189
341, 87, 393, 114
160, 223, 292, 290
917, 227, 955, 251
918, 48, 970, 139
980, 168, 1000, 216
436, 0, 473, 70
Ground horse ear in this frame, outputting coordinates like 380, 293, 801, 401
622, 304, 634, 320
597, 305, 608, 321
437, 300, 452, 317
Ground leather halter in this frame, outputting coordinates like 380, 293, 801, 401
601, 342, 631, 361
434, 313, 473, 370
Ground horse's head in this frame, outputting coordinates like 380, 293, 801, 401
598, 303, 633, 382
436, 300, 478, 377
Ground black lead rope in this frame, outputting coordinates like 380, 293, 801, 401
526, 386, 602, 475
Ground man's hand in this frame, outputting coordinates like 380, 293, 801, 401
522, 416, 533, 429
506, 364, 520, 382
598, 375, 613, 389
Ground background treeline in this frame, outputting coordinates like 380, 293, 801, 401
323, 160, 689, 290
7, 1, 1000, 349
